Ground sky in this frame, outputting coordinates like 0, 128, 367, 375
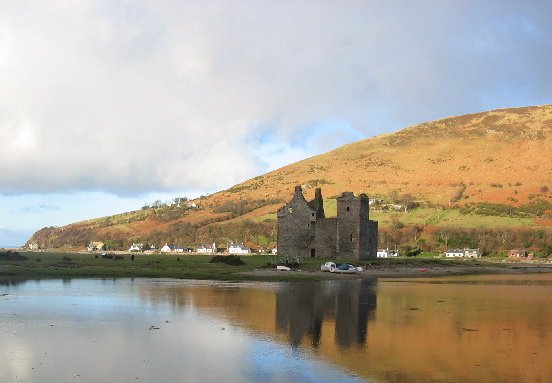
1, 1, 552, 246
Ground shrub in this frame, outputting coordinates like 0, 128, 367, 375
0, 251, 28, 261
100, 253, 124, 260
62, 256, 72, 262
209, 255, 245, 266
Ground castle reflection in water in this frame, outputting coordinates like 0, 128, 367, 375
275, 279, 377, 349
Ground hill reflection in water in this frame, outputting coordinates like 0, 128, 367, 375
135, 275, 552, 383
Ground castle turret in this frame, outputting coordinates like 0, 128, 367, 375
309, 188, 325, 219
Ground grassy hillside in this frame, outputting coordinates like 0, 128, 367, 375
28, 105, 552, 252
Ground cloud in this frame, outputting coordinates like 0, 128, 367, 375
1, 1, 551, 196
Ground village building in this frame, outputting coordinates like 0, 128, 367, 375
444, 249, 464, 258
228, 243, 252, 255
277, 186, 378, 260
87, 241, 105, 252
464, 248, 481, 258
196, 243, 216, 254
128, 243, 144, 252
377, 248, 399, 258
508, 249, 534, 259
445, 248, 481, 258
28, 242, 39, 250
508, 249, 527, 258
160, 244, 189, 253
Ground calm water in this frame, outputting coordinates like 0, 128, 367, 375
1, 275, 551, 383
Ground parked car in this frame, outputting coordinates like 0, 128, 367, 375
330, 264, 363, 274
320, 262, 337, 272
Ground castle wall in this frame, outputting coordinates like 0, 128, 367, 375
357, 194, 371, 260
313, 218, 337, 258
367, 220, 378, 259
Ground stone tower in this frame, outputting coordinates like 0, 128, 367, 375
336, 192, 377, 260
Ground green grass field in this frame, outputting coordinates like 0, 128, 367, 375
0, 251, 515, 284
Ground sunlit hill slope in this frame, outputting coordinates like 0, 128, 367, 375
29, 105, 552, 250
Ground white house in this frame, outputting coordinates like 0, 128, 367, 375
161, 244, 189, 253
464, 248, 481, 258
129, 243, 144, 252
271, 248, 278, 255
228, 243, 251, 255
161, 244, 175, 253
28, 242, 39, 250
196, 243, 216, 254
377, 248, 399, 258
444, 249, 464, 257
445, 248, 481, 258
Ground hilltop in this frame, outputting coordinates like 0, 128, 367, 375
28, 105, 552, 252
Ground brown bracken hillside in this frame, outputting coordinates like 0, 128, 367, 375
29, 104, 552, 250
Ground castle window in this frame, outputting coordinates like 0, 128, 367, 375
311, 212, 315, 217
350, 234, 353, 242
346, 206, 350, 211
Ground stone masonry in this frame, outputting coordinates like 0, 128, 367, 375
277, 186, 378, 260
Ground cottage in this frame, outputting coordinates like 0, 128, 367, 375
87, 241, 105, 252
464, 248, 481, 258
160, 244, 176, 253
377, 248, 399, 258
28, 242, 39, 250
129, 243, 144, 252
444, 249, 464, 258
508, 249, 528, 258
445, 248, 481, 258
196, 243, 216, 254
160, 244, 188, 253
228, 243, 251, 255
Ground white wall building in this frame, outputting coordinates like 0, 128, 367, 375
377, 248, 399, 258
196, 243, 216, 254
228, 243, 251, 255
445, 248, 480, 258
129, 243, 143, 252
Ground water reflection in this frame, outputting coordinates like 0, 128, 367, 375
2, 275, 552, 383
275, 280, 377, 349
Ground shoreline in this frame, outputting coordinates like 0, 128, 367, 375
241, 263, 552, 279
1, 251, 552, 283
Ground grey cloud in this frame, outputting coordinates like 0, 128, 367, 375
1, 1, 551, 195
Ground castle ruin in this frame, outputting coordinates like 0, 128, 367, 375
277, 186, 378, 260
